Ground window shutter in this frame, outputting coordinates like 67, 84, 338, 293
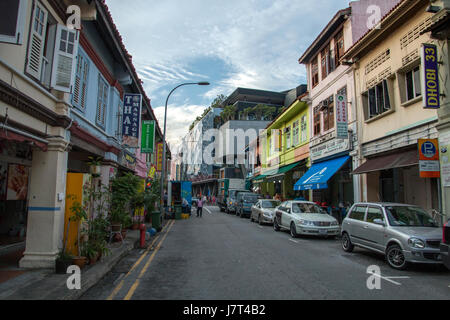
25, 1, 48, 79
72, 54, 89, 109
50, 24, 79, 92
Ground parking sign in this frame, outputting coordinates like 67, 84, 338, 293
418, 139, 440, 178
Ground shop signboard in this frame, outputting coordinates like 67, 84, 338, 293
335, 94, 348, 139
141, 120, 155, 153
156, 142, 163, 172
122, 93, 142, 147
418, 139, 440, 178
421, 43, 440, 109
310, 138, 349, 162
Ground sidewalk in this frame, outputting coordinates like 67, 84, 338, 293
0, 229, 141, 300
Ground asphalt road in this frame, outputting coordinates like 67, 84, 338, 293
80, 206, 450, 300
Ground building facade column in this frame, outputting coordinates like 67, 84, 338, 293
19, 137, 68, 269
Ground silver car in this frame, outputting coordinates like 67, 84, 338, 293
341, 202, 443, 270
273, 201, 340, 238
250, 200, 281, 225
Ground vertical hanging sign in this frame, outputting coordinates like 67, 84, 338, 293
141, 120, 155, 153
335, 94, 348, 139
122, 93, 142, 147
156, 142, 163, 172
421, 43, 440, 109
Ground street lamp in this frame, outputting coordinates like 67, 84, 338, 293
160, 82, 210, 211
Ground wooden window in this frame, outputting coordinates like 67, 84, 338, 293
96, 75, 108, 128
311, 57, 319, 87
72, 52, 89, 110
334, 30, 344, 68
367, 80, 391, 118
25, 1, 48, 79
0, 0, 27, 44
321, 45, 330, 80
285, 126, 291, 149
405, 66, 421, 101
322, 96, 334, 131
292, 120, 300, 146
301, 115, 307, 143
313, 106, 321, 136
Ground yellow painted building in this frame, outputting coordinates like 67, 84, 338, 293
256, 97, 310, 200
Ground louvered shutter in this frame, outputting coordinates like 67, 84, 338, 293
96, 75, 108, 127
50, 24, 79, 93
72, 54, 89, 109
25, 1, 48, 79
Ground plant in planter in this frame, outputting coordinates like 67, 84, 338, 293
87, 156, 103, 177
81, 241, 98, 265
55, 249, 73, 274
68, 198, 88, 268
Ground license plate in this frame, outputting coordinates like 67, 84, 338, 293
319, 229, 328, 235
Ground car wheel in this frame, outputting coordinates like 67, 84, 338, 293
290, 223, 298, 238
386, 244, 408, 270
273, 219, 280, 232
258, 215, 263, 225
342, 233, 354, 252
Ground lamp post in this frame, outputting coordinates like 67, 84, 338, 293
160, 82, 210, 213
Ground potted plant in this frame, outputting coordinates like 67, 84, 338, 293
68, 198, 88, 269
55, 249, 73, 274
87, 156, 102, 177
81, 241, 97, 265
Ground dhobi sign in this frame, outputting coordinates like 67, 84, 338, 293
122, 93, 142, 147
421, 44, 440, 109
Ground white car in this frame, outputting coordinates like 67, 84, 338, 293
250, 199, 281, 225
273, 201, 340, 238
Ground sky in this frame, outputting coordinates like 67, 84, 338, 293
106, 0, 350, 152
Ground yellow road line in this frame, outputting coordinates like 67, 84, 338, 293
123, 219, 176, 300
123, 280, 140, 301
106, 220, 174, 300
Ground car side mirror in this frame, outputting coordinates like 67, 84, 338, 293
373, 218, 385, 226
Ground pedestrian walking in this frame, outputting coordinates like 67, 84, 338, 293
197, 197, 203, 217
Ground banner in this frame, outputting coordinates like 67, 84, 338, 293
141, 120, 155, 153
422, 43, 440, 109
335, 94, 348, 139
156, 142, 163, 172
418, 139, 440, 178
122, 93, 142, 147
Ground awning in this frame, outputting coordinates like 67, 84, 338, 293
0, 126, 48, 151
294, 156, 350, 191
253, 161, 304, 183
352, 149, 418, 175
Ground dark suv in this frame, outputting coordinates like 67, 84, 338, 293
441, 220, 450, 270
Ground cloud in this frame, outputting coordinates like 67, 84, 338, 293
152, 103, 206, 151
106, 0, 349, 147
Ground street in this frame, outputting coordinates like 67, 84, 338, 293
81, 206, 450, 300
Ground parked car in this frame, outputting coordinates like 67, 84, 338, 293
341, 202, 443, 270
273, 201, 340, 238
441, 219, 450, 270
251, 199, 281, 225
236, 192, 261, 218
223, 189, 248, 214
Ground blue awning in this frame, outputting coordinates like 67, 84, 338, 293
294, 156, 350, 191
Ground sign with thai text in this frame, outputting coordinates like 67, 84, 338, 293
122, 94, 142, 147
422, 44, 440, 109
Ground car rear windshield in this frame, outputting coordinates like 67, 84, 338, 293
385, 206, 438, 227
292, 203, 325, 214
261, 200, 280, 208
